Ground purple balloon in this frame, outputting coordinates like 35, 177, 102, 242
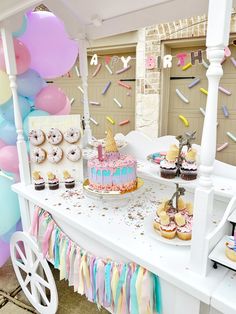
0, 238, 10, 267
19, 11, 79, 79
0, 219, 22, 243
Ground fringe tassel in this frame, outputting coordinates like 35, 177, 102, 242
33, 207, 162, 314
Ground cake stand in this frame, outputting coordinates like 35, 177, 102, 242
83, 177, 144, 206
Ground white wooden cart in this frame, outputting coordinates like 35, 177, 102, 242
1, 0, 236, 313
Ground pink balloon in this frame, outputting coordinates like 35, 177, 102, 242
0, 139, 6, 149
19, 11, 78, 79
55, 97, 71, 115
0, 145, 19, 173
0, 38, 31, 74
35, 85, 67, 114
0, 238, 10, 267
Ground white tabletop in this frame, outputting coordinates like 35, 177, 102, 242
12, 178, 229, 305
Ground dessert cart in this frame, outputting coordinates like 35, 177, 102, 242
1, 0, 236, 313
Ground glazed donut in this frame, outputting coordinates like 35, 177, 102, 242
29, 129, 45, 146
66, 145, 81, 162
47, 146, 63, 163
31, 147, 46, 164
64, 128, 81, 144
46, 128, 63, 145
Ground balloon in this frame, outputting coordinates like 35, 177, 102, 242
0, 145, 19, 173
0, 238, 10, 267
0, 70, 11, 105
35, 85, 67, 114
0, 176, 20, 236
19, 11, 78, 79
0, 38, 31, 74
0, 218, 22, 243
23, 109, 50, 136
0, 95, 31, 122
0, 139, 6, 149
13, 14, 28, 37
17, 69, 44, 98
0, 120, 17, 145
55, 97, 71, 115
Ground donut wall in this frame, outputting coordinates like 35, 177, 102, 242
28, 115, 83, 183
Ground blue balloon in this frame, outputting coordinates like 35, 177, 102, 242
0, 96, 31, 122
23, 109, 50, 136
17, 69, 44, 98
12, 14, 27, 37
0, 120, 17, 145
0, 176, 20, 236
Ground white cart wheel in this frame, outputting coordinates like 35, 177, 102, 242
10, 231, 58, 314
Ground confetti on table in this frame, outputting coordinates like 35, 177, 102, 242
118, 81, 131, 89
77, 86, 84, 94
222, 105, 229, 117
119, 119, 130, 126
113, 98, 122, 108
200, 87, 208, 95
182, 63, 192, 71
75, 66, 80, 77
102, 81, 111, 95
90, 117, 99, 125
219, 86, 231, 95
105, 64, 113, 74
90, 101, 100, 106
106, 116, 115, 125
176, 88, 189, 103
188, 78, 200, 88
217, 142, 228, 152
116, 65, 131, 74
178, 114, 189, 127
92, 63, 102, 77
227, 131, 236, 142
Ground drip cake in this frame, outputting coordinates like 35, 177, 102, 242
87, 129, 137, 193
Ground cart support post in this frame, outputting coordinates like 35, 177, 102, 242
190, 0, 232, 276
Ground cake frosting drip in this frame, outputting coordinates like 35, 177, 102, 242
88, 153, 137, 192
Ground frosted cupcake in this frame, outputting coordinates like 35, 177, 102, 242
160, 149, 178, 179
180, 149, 197, 180
225, 235, 236, 262
63, 170, 75, 189
175, 213, 192, 241
153, 200, 169, 231
33, 171, 45, 191
159, 212, 177, 239
47, 172, 59, 190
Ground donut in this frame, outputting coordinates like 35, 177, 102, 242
64, 128, 81, 144
46, 128, 63, 145
47, 146, 63, 163
31, 147, 46, 164
66, 145, 81, 162
29, 129, 45, 146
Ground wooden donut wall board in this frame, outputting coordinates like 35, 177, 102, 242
29, 115, 83, 183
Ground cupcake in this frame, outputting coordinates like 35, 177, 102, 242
180, 149, 197, 180
175, 213, 192, 241
63, 170, 75, 189
160, 149, 178, 179
47, 172, 59, 190
32, 171, 45, 191
153, 200, 169, 231
225, 235, 236, 262
159, 212, 176, 239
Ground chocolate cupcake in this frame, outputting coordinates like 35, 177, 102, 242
33, 171, 45, 191
63, 170, 75, 189
160, 148, 178, 179
180, 149, 197, 180
47, 172, 59, 190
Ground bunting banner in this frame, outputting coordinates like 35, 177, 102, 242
31, 207, 162, 314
